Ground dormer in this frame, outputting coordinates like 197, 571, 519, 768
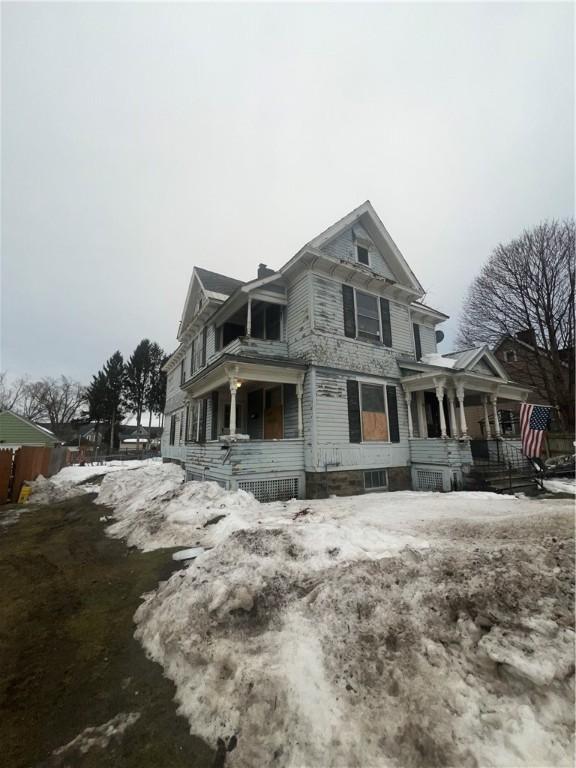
177, 267, 244, 342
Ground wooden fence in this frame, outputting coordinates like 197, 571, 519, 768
545, 433, 575, 457
0, 446, 70, 504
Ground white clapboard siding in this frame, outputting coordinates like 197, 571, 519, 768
419, 325, 437, 355
320, 224, 396, 281
311, 369, 410, 471
390, 302, 414, 355
186, 439, 305, 480
312, 275, 345, 335
409, 439, 472, 466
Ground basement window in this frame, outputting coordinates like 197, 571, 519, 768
364, 469, 388, 491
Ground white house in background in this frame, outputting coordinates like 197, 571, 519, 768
161, 201, 530, 501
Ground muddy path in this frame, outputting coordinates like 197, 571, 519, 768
0, 494, 216, 768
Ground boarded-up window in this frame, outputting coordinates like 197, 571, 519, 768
360, 384, 388, 441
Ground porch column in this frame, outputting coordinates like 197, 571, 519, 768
417, 391, 427, 438
456, 383, 468, 439
405, 391, 414, 439
482, 396, 492, 439
435, 380, 448, 438
296, 378, 304, 438
246, 297, 252, 337
490, 393, 501, 437
229, 378, 238, 436
447, 389, 458, 439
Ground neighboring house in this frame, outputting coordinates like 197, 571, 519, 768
466, 330, 571, 438
37, 421, 104, 446
161, 201, 529, 500
0, 411, 61, 448
118, 425, 162, 452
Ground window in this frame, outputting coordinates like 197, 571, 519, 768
252, 304, 282, 341
504, 350, 517, 363
360, 383, 389, 441
356, 245, 369, 266
356, 291, 381, 341
364, 469, 388, 491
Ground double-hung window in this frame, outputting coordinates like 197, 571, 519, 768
356, 245, 370, 266
356, 291, 381, 342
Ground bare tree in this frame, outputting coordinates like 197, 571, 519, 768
35, 376, 87, 430
0, 374, 46, 420
458, 219, 575, 427
0, 372, 25, 411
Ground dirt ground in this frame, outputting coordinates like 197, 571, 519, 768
0, 494, 217, 768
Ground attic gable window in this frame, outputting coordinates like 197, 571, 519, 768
504, 350, 518, 363
356, 244, 370, 266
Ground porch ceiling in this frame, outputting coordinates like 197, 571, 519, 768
182, 355, 306, 398
400, 370, 530, 401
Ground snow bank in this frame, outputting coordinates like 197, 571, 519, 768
26, 459, 160, 504
543, 478, 576, 496
89, 465, 574, 768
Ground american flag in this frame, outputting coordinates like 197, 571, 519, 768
520, 403, 553, 458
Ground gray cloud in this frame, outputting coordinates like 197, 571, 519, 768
2, 2, 573, 381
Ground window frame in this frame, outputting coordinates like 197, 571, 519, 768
504, 349, 517, 363
358, 380, 391, 444
356, 243, 370, 267
354, 289, 382, 343
364, 469, 388, 492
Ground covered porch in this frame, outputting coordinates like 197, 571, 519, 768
399, 356, 530, 491
181, 358, 307, 500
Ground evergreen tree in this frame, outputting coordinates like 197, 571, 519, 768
145, 343, 166, 444
88, 352, 125, 453
124, 340, 153, 449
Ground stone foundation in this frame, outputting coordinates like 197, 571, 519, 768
305, 466, 412, 499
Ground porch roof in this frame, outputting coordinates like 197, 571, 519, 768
181, 354, 307, 398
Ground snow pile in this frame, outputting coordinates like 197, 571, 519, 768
98, 463, 259, 551
94, 464, 574, 768
26, 459, 160, 504
543, 478, 576, 496
420, 352, 457, 368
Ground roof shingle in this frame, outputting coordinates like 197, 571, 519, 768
195, 267, 244, 296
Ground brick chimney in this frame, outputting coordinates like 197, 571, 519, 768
258, 263, 275, 279
515, 328, 537, 347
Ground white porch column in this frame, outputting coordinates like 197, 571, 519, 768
490, 393, 501, 437
229, 378, 238, 436
416, 391, 427, 438
405, 391, 414, 439
447, 389, 458, 439
456, 382, 468, 439
435, 380, 448, 438
246, 297, 252, 337
482, 396, 492, 439
296, 378, 304, 438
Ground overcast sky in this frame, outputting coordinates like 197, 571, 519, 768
2, 1, 573, 382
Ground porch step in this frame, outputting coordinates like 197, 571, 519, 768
469, 472, 537, 494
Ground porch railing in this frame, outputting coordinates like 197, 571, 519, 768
470, 438, 537, 491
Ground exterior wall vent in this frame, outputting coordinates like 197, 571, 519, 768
238, 477, 299, 502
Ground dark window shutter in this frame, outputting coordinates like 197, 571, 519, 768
346, 380, 361, 443
386, 385, 400, 443
413, 323, 422, 360
185, 404, 189, 441
190, 339, 196, 374
211, 391, 219, 440
201, 328, 207, 367
380, 298, 392, 347
342, 285, 356, 338
198, 399, 208, 442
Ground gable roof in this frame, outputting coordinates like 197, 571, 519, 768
0, 410, 61, 446
442, 345, 509, 379
303, 200, 425, 296
195, 267, 244, 297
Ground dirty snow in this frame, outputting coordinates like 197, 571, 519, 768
51, 712, 140, 758
26, 459, 160, 504
26, 461, 575, 766
88, 464, 575, 768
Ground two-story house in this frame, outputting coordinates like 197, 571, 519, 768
162, 202, 529, 500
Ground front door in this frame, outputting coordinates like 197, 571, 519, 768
264, 386, 283, 439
